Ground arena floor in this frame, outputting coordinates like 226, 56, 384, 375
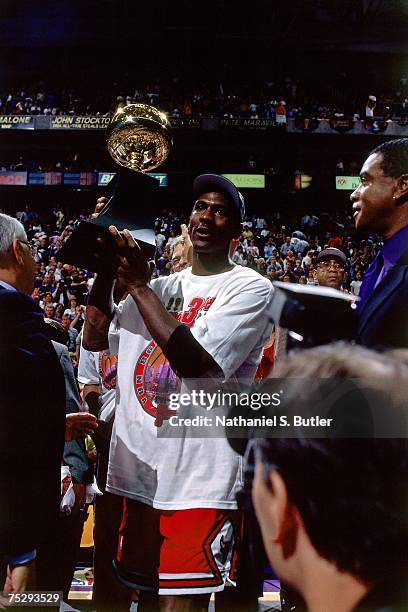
65, 566, 281, 611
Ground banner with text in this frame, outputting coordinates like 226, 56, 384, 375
0, 172, 27, 185
0, 116, 34, 130
222, 174, 265, 189
98, 172, 168, 187
169, 117, 201, 129
219, 118, 280, 130
51, 116, 112, 130
28, 172, 62, 185
336, 176, 360, 190
50, 116, 202, 130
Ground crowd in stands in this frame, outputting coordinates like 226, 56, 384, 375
0, 157, 98, 173
1, 75, 408, 125
0, 156, 363, 176
13, 200, 379, 364
154, 208, 375, 298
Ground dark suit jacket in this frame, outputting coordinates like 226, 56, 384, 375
0, 286, 65, 557
52, 341, 93, 485
357, 248, 408, 349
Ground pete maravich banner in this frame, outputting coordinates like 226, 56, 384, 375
0, 115, 34, 130
219, 118, 280, 129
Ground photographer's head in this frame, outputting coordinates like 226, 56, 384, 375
251, 344, 408, 611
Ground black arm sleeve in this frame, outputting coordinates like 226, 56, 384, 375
162, 324, 219, 378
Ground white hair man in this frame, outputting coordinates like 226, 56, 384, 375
0, 214, 66, 594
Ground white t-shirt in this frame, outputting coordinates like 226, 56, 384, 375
64, 307, 79, 320
78, 325, 120, 422
155, 233, 166, 249
106, 265, 273, 510
350, 280, 362, 297
248, 245, 260, 258
365, 105, 374, 118
255, 218, 266, 229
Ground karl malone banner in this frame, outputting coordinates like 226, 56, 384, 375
0, 115, 34, 130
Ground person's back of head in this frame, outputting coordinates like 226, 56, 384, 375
252, 343, 408, 611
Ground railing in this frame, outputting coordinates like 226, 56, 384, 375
0, 115, 407, 135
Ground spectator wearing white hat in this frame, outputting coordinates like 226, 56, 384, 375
365, 95, 376, 118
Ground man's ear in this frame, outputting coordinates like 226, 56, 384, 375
268, 471, 299, 558
11, 240, 24, 266
394, 173, 408, 203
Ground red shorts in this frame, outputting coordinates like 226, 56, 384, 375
115, 498, 242, 595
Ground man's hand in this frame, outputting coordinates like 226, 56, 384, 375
108, 226, 151, 291
2, 561, 36, 600
65, 413, 98, 441
90, 199, 150, 288
179, 224, 193, 269
91, 197, 108, 220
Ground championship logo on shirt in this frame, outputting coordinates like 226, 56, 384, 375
134, 341, 180, 427
99, 351, 118, 390
133, 295, 216, 426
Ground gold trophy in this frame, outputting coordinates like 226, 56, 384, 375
57, 103, 173, 271
106, 103, 172, 171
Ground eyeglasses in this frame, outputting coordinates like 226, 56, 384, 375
317, 260, 345, 271
17, 239, 35, 256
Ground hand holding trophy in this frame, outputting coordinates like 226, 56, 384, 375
57, 104, 173, 272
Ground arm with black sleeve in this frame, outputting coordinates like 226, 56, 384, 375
82, 272, 115, 351
127, 284, 219, 378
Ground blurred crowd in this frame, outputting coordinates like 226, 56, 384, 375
0, 156, 95, 173
0, 156, 362, 175
1, 75, 408, 125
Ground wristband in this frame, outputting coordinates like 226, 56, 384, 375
163, 324, 214, 378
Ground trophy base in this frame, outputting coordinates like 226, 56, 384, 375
56, 220, 156, 273
56, 169, 158, 272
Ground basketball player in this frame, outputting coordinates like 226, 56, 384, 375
83, 174, 273, 611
